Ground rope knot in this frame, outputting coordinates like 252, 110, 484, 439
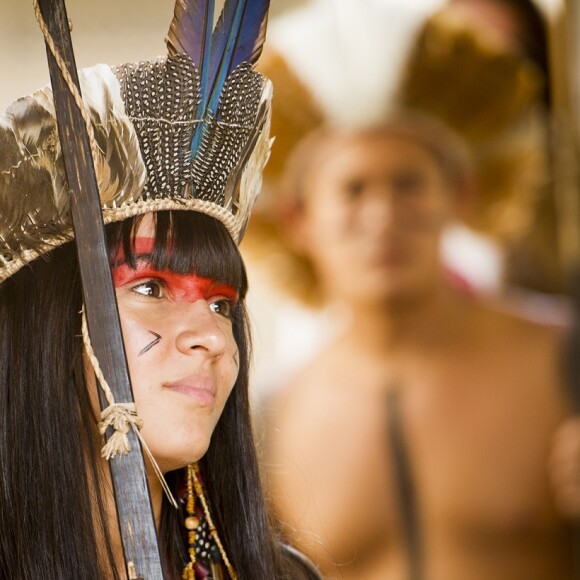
98, 402, 143, 460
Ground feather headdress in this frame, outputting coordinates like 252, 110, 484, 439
257, 0, 546, 241
0, 0, 273, 283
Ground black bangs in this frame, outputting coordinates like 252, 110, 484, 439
106, 211, 247, 298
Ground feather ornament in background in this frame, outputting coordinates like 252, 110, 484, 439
166, 0, 270, 160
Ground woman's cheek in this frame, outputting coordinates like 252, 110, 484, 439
118, 311, 148, 358
220, 344, 240, 401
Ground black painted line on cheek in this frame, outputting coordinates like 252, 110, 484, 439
138, 331, 162, 356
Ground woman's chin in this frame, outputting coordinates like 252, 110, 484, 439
150, 438, 212, 474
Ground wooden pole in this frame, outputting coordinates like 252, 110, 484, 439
568, 0, 580, 140
549, 2, 580, 577
549, 0, 580, 271
565, 3, 580, 577
37, 0, 166, 577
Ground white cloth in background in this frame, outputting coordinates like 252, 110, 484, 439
269, 0, 444, 128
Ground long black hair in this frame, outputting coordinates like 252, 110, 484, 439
0, 210, 292, 578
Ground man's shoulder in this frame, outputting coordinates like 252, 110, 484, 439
469, 294, 570, 402
474, 291, 570, 347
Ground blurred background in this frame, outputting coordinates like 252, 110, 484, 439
238, 0, 575, 399
0, 0, 302, 105
0, 0, 561, 109
0, 0, 574, 397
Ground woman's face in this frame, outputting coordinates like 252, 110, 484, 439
109, 216, 240, 473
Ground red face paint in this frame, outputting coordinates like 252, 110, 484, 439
111, 237, 238, 304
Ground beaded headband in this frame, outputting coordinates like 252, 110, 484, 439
0, 1, 272, 284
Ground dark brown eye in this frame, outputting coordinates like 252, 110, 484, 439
209, 299, 234, 319
342, 179, 365, 199
132, 280, 164, 298
392, 171, 425, 195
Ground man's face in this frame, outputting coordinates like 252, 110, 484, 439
297, 131, 456, 305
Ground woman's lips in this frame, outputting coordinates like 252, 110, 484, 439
163, 376, 217, 406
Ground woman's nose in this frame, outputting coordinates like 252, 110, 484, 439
174, 301, 229, 357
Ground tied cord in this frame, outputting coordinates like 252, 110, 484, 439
81, 307, 178, 509
99, 403, 143, 459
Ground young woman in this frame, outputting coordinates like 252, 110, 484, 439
0, 1, 320, 578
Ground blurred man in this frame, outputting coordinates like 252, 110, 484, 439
263, 117, 576, 580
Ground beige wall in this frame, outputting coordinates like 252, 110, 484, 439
0, 0, 559, 108
0, 0, 301, 107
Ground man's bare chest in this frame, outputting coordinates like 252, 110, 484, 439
314, 357, 568, 545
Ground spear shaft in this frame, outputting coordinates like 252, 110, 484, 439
36, 0, 165, 577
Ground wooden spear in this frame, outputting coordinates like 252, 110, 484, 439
36, 0, 165, 577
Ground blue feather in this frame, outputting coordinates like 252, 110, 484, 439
198, 0, 215, 100
190, 0, 215, 157
206, 0, 269, 116
166, 0, 214, 69
167, 0, 216, 157
166, 0, 269, 160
